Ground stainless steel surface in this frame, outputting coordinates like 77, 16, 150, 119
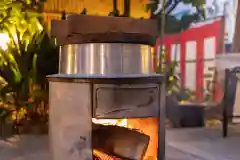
59, 43, 153, 74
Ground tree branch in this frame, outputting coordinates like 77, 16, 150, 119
150, 0, 173, 17
166, 0, 181, 15
196, 6, 205, 19
161, 0, 174, 13
156, 0, 173, 15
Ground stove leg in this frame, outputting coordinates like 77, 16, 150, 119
158, 82, 166, 160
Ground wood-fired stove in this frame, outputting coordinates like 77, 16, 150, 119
48, 15, 166, 160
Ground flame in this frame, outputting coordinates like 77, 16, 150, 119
94, 149, 120, 160
92, 118, 131, 160
92, 118, 157, 160
92, 118, 131, 128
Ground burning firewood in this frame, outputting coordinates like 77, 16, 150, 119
127, 118, 158, 159
92, 123, 150, 160
94, 149, 120, 160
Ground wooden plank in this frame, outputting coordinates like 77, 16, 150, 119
54, 33, 156, 46
50, 15, 158, 45
67, 15, 158, 36
51, 20, 69, 38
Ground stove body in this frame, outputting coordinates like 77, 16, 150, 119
49, 15, 166, 160
48, 74, 165, 160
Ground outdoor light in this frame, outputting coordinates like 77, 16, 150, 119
0, 33, 23, 51
0, 21, 42, 51
0, 33, 11, 51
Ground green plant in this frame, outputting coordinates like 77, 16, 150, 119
146, 0, 205, 33
0, 0, 57, 132
0, 29, 58, 123
155, 48, 178, 90
155, 48, 195, 101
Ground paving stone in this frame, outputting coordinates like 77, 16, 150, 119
167, 125, 240, 160
0, 135, 200, 160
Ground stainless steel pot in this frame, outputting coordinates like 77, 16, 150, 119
59, 43, 153, 74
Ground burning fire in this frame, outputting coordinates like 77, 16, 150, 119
94, 149, 121, 160
92, 118, 131, 160
92, 118, 130, 128
92, 118, 158, 160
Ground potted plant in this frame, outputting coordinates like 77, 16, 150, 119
155, 47, 206, 127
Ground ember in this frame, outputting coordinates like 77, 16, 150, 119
94, 149, 120, 160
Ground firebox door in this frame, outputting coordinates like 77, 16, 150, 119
93, 84, 159, 119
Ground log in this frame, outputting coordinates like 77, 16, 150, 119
127, 118, 158, 159
94, 149, 119, 160
92, 123, 150, 160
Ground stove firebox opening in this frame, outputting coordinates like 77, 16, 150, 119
92, 118, 158, 160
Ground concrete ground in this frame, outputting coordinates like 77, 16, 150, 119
0, 136, 200, 160
1, 125, 240, 160
167, 125, 240, 160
